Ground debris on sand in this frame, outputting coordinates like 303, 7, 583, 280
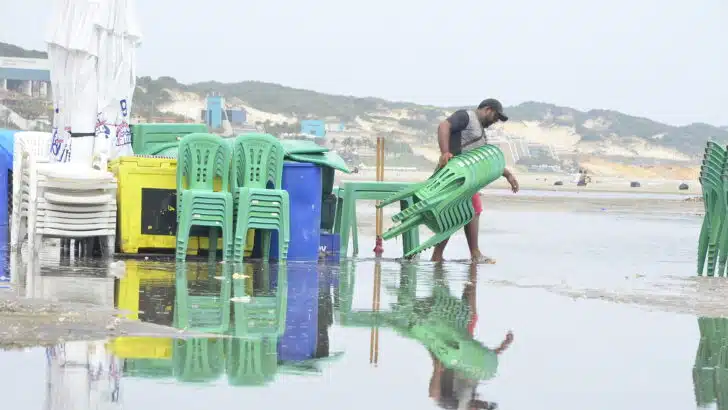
684, 196, 703, 202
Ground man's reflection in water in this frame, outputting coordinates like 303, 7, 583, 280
425, 264, 513, 410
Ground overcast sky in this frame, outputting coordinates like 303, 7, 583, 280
1, 0, 726, 126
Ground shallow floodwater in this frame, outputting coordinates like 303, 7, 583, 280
1, 205, 727, 410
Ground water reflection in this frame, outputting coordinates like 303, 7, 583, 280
110, 261, 343, 387
339, 260, 511, 409
45, 342, 121, 409
693, 317, 728, 409
10, 250, 513, 408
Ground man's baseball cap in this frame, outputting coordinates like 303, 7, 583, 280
477, 99, 508, 122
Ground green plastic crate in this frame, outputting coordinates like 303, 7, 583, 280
131, 123, 208, 156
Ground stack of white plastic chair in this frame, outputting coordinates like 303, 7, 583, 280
10, 132, 117, 257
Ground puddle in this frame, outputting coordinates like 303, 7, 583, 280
0, 207, 724, 409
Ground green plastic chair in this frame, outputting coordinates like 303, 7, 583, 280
384, 145, 504, 218
175, 133, 234, 262
230, 133, 290, 262
333, 182, 421, 257
698, 142, 726, 276
377, 145, 505, 257
131, 123, 207, 155
716, 156, 728, 277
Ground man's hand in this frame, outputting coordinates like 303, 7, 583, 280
495, 331, 514, 354
503, 169, 519, 193
506, 174, 519, 193
438, 152, 453, 168
504, 331, 514, 345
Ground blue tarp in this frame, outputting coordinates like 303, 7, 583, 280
0, 129, 16, 170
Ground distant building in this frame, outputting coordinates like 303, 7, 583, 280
200, 95, 247, 128
199, 107, 247, 126
204, 95, 224, 128
325, 122, 345, 132
0, 56, 50, 98
300, 119, 326, 137
228, 109, 246, 125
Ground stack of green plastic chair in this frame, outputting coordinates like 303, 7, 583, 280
230, 133, 290, 262
175, 133, 234, 262
172, 338, 225, 383
698, 142, 727, 276
226, 336, 279, 386
377, 144, 505, 257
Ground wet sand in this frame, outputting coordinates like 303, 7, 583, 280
0, 195, 718, 409
352, 189, 703, 235
483, 275, 728, 318
0, 289, 217, 349
0, 189, 708, 348
341, 170, 701, 195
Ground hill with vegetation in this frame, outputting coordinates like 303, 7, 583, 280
3, 41, 726, 164
135, 76, 726, 159
0, 42, 47, 59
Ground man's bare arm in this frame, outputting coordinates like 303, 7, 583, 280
437, 121, 451, 154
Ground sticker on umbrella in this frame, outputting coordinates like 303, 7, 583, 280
114, 99, 133, 157
51, 125, 72, 163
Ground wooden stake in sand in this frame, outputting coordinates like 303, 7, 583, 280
373, 136, 384, 256
370, 136, 384, 365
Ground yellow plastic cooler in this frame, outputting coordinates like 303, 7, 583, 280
110, 156, 254, 255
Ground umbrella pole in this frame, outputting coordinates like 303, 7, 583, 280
373, 137, 384, 257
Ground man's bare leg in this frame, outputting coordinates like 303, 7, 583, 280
430, 238, 449, 262
464, 215, 495, 264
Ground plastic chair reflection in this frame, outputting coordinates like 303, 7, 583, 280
337, 260, 499, 381
112, 260, 338, 386
693, 317, 728, 409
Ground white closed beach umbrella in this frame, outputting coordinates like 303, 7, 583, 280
94, 0, 142, 165
46, 0, 103, 166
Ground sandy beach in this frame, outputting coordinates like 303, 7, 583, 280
340, 169, 700, 195
341, 176, 703, 237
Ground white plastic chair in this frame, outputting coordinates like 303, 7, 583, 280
11, 132, 118, 257
11, 132, 53, 250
